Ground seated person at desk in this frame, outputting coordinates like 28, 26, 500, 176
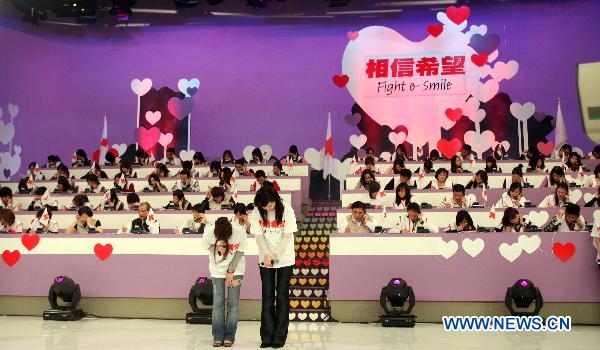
177, 203, 208, 234
27, 207, 58, 234
144, 173, 169, 192
450, 155, 464, 173
50, 164, 72, 180
116, 162, 137, 179
362, 182, 384, 209
126, 193, 140, 211
81, 163, 108, 180
543, 203, 586, 232
495, 182, 527, 208
439, 184, 473, 208
27, 187, 57, 211
222, 149, 235, 164
465, 170, 488, 189
219, 167, 234, 192
0, 187, 22, 211
250, 147, 265, 164
65, 206, 103, 234
493, 143, 508, 160
175, 160, 202, 178
161, 147, 182, 166
344, 201, 376, 233
355, 169, 376, 190
234, 159, 252, 177
164, 190, 193, 210
27, 161, 46, 181
171, 169, 200, 192
192, 151, 207, 166
46, 154, 62, 168
233, 203, 251, 233
82, 174, 106, 194
18, 177, 34, 194
445, 210, 477, 232
154, 163, 170, 179
497, 207, 528, 232
250, 170, 280, 192
0, 209, 24, 233
353, 156, 379, 175
393, 183, 412, 209
424, 168, 452, 190
540, 166, 566, 188
384, 158, 405, 175
505, 165, 526, 188
272, 161, 285, 177
104, 151, 117, 167
134, 149, 151, 166
484, 156, 500, 173
72, 149, 91, 167
113, 173, 135, 193
281, 144, 305, 164
539, 182, 570, 208
457, 144, 476, 162
120, 202, 160, 234
398, 168, 415, 188
393, 144, 409, 162
55, 175, 76, 194
210, 161, 222, 177
395, 203, 439, 233
100, 189, 125, 211
201, 186, 235, 211
565, 151, 582, 172
583, 164, 600, 188
528, 153, 546, 173
61, 194, 90, 211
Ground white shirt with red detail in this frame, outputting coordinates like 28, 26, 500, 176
250, 203, 297, 268
201, 224, 247, 278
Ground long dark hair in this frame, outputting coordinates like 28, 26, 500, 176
485, 156, 497, 173
214, 217, 233, 262
359, 169, 374, 188
394, 183, 411, 206
392, 158, 405, 174
528, 153, 545, 170
219, 167, 233, 187
450, 155, 462, 173
554, 182, 569, 207
57, 176, 73, 193
456, 210, 475, 230
254, 186, 284, 225
566, 152, 582, 171
501, 207, 519, 228
549, 166, 565, 186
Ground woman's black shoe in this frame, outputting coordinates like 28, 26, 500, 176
271, 342, 285, 349
260, 342, 271, 348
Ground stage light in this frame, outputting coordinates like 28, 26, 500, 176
110, 0, 134, 18
174, 0, 198, 9
505, 279, 544, 316
43, 275, 84, 321
379, 278, 416, 327
186, 276, 213, 324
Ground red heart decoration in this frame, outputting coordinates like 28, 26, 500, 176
445, 108, 463, 122
21, 233, 40, 251
436, 138, 463, 159
470, 53, 488, 67
313, 259, 321, 266
552, 242, 575, 262
446, 5, 470, 25
2, 250, 21, 267
427, 24, 443, 38
94, 243, 113, 261
536, 140, 555, 157
332, 74, 349, 88
295, 259, 302, 266
303, 259, 311, 267
322, 259, 329, 266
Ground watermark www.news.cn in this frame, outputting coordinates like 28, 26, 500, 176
442, 316, 571, 332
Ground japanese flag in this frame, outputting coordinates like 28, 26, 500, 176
90, 161, 96, 173
72, 152, 77, 163
146, 208, 157, 225
488, 205, 496, 220
578, 166, 585, 178
382, 206, 387, 219
148, 151, 156, 165
482, 184, 488, 203
232, 184, 239, 199
33, 163, 41, 174
26, 176, 34, 189
41, 189, 51, 205
417, 167, 425, 185
103, 189, 111, 203
231, 175, 236, 183
417, 147, 424, 158
118, 174, 127, 187
39, 207, 50, 226
287, 161, 293, 168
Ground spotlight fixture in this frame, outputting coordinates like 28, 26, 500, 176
174, 0, 198, 9
186, 276, 213, 324
505, 279, 543, 316
379, 278, 416, 327
43, 275, 84, 321
110, 0, 135, 22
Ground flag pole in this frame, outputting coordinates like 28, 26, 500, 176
328, 108, 331, 201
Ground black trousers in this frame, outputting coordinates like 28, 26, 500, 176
259, 265, 292, 344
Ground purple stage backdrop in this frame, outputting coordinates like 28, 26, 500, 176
0, 1, 599, 173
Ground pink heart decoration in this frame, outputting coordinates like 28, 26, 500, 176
490, 60, 518, 81
135, 127, 161, 152
167, 96, 195, 121
130, 78, 152, 96
158, 133, 174, 147
347, 31, 359, 41
536, 140, 555, 157
388, 131, 407, 146
145, 111, 161, 125
464, 130, 495, 155
492, 140, 511, 153
445, 108, 463, 122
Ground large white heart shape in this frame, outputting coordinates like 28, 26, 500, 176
111, 143, 127, 157
525, 210, 549, 228
303, 148, 324, 171
462, 238, 484, 258
491, 60, 519, 81
0, 120, 15, 145
388, 131, 407, 146
130, 78, 152, 96
510, 102, 535, 122
464, 130, 496, 156
569, 189, 582, 203
517, 234, 541, 254
499, 242, 522, 262
349, 134, 367, 149
436, 239, 459, 259
179, 149, 195, 162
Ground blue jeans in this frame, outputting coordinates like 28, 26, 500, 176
212, 276, 242, 341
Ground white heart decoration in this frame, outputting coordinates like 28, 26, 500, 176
462, 238, 485, 257
179, 149, 195, 162
177, 78, 200, 97
297, 313, 308, 321
379, 152, 392, 162
510, 102, 535, 122
303, 289, 312, 297
288, 313, 296, 321
491, 60, 519, 81
303, 148, 324, 171
517, 234, 541, 254
584, 193, 594, 204
466, 24, 487, 37
569, 189, 582, 203
525, 211, 549, 227
158, 133, 173, 147
464, 130, 496, 156
492, 140, 511, 153
349, 134, 367, 149
499, 242, 522, 262
594, 210, 600, 223
292, 289, 301, 297
111, 143, 127, 157
471, 79, 499, 103
242, 145, 255, 163
0, 150, 21, 177
0, 120, 15, 145
260, 145, 273, 160
130, 78, 153, 96
388, 131, 407, 146
436, 239, 459, 259
466, 193, 477, 204
467, 109, 486, 124
309, 313, 319, 321
145, 111, 161, 125
8, 103, 19, 118
331, 158, 354, 181
314, 290, 323, 297
487, 50, 499, 63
